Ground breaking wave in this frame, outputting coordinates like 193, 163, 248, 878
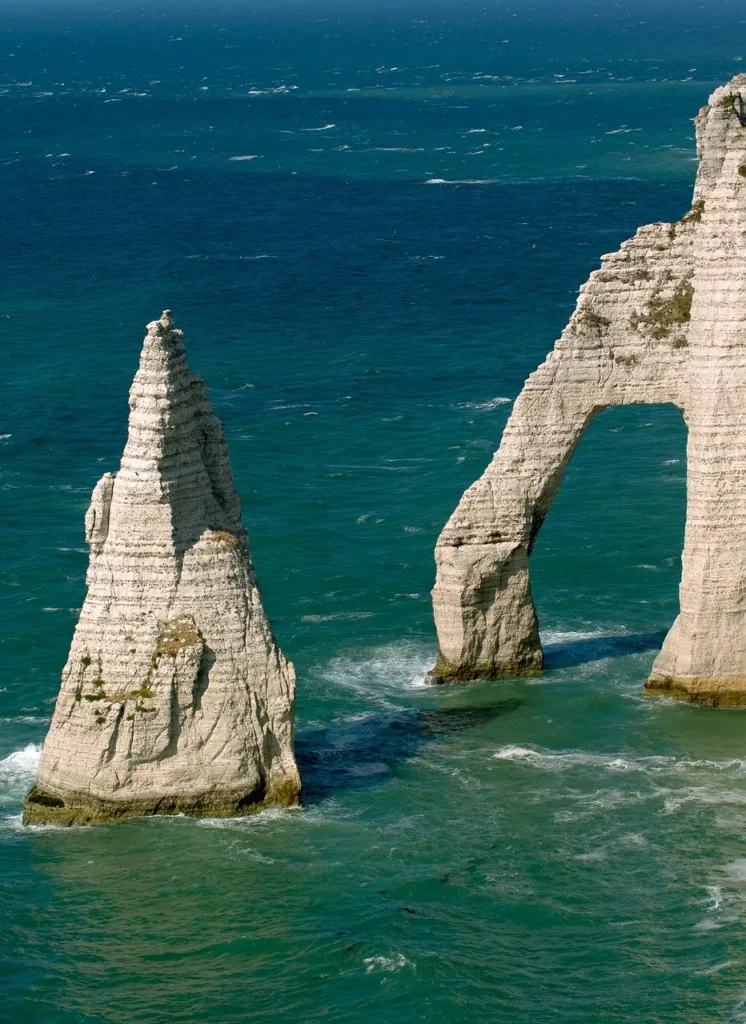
0, 744, 41, 799
363, 953, 415, 974
493, 744, 746, 777
310, 642, 435, 709
424, 177, 500, 185
455, 397, 511, 410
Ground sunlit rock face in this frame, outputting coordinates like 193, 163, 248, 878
25, 311, 300, 824
432, 77, 746, 706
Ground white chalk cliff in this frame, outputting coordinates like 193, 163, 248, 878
25, 312, 300, 824
432, 77, 746, 706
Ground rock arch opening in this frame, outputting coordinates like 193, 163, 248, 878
529, 403, 686, 664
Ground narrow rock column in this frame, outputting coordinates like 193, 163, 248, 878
25, 311, 300, 824
647, 80, 746, 705
433, 77, 746, 697
433, 375, 598, 680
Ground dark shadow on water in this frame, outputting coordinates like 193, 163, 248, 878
297, 699, 521, 803
542, 631, 666, 670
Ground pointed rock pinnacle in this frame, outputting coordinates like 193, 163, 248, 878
24, 313, 300, 824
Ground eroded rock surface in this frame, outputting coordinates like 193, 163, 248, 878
432, 76, 746, 706
25, 311, 300, 824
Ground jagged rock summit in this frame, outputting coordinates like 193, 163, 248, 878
24, 311, 300, 824
432, 76, 746, 706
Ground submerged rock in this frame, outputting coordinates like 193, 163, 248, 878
24, 311, 300, 824
432, 76, 746, 705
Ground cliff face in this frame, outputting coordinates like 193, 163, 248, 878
24, 312, 300, 824
432, 76, 746, 705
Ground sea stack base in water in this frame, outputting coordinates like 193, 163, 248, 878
643, 675, 746, 709
431, 75, 746, 704
24, 311, 300, 825
24, 778, 300, 827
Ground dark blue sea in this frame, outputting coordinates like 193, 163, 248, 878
2, 1, 746, 1021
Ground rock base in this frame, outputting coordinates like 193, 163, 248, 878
644, 675, 746, 708
429, 651, 543, 683
22, 779, 300, 827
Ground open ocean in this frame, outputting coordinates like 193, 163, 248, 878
3, 0, 746, 1020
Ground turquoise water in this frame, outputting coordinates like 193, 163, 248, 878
3, 1, 746, 1020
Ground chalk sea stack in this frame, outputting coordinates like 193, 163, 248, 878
24, 312, 300, 825
432, 76, 746, 706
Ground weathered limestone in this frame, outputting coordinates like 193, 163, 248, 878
432, 76, 746, 706
24, 312, 300, 824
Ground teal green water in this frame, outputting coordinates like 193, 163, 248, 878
3, 2, 746, 1021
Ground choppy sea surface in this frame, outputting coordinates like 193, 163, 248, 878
3, 1, 746, 1021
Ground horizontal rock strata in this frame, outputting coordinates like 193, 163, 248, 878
432, 76, 746, 705
25, 311, 300, 824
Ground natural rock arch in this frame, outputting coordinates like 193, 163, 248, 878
432, 76, 746, 706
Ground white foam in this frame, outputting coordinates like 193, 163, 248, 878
456, 397, 511, 410
312, 642, 435, 709
540, 627, 622, 645
301, 612, 376, 623
723, 860, 746, 882
0, 744, 41, 799
197, 805, 302, 830
693, 917, 724, 932
493, 744, 746, 778
1, 744, 41, 777
706, 885, 723, 911
363, 954, 414, 974
301, 123, 336, 132
1, 812, 91, 834
575, 848, 607, 862
424, 177, 499, 185
697, 959, 737, 974
662, 788, 746, 814
229, 154, 261, 161
247, 85, 298, 96
0, 716, 49, 724
493, 745, 537, 761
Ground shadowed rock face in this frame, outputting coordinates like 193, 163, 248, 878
24, 312, 300, 824
432, 76, 746, 706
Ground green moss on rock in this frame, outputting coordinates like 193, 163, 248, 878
680, 199, 705, 224
576, 308, 611, 333
156, 619, 201, 657
637, 281, 694, 340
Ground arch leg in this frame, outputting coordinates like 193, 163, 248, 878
432, 366, 598, 681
